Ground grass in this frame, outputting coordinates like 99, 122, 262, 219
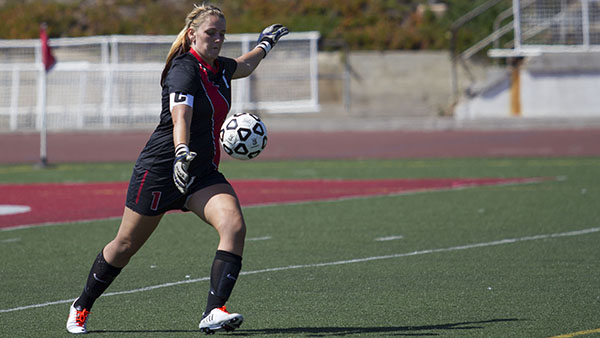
1, 158, 599, 337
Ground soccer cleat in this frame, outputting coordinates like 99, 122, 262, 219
66, 300, 90, 334
199, 306, 243, 334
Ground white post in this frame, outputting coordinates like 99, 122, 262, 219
10, 67, 20, 131
309, 33, 319, 110
102, 37, 112, 127
240, 36, 252, 112
581, 0, 590, 48
35, 41, 49, 167
560, 0, 568, 44
77, 71, 87, 128
38, 66, 48, 167
512, 0, 522, 51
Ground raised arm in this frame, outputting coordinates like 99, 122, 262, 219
233, 24, 289, 79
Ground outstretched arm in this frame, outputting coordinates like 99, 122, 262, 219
233, 47, 266, 79
233, 24, 289, 79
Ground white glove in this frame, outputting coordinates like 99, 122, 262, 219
256, 24, 289, 58
173, 144, 197, 194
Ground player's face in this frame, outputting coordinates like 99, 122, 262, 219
189, 15, 226, 65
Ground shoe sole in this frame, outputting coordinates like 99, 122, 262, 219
200, 316, 243, 334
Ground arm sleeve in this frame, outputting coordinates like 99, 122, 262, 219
220, 57, 238, 83
165, 60, 199, 95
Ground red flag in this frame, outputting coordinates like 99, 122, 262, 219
40, 23, 56, 72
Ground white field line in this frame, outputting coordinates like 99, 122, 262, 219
1, 226, 598, 314
0, 216, 122, 232
375, 235, 404, 241
0, 176, 554, 232
246, 236, 272, 241
0, 237, 21, 243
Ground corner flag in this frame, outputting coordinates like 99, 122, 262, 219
40, 23, 56, 72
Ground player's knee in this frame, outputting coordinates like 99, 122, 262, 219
110, 237, 139, 259
235, 220, 247, 239
217, 213, 246, 239
228, 218, 246, 239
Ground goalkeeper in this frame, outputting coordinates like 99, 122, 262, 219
66, 4, 288, 335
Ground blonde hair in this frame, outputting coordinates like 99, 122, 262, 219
161, 4, 225, 85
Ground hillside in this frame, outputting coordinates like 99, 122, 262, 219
0, 0, 511, 52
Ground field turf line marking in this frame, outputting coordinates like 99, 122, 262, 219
549, 328, 600, 338
246, 236, 272, 241
1, 226, 598, 314
375, 235, 404, 241
1, 216, 122, 232
0, 237, 21, 243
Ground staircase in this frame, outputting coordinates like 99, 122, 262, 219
451, 0, 600, 119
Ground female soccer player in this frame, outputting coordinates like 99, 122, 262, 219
66, 4, 288, 334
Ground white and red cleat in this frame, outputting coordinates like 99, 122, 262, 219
199, 306, 243, 334
66, 300, 90, 334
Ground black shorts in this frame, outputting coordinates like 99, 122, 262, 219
125, 165, 230, 216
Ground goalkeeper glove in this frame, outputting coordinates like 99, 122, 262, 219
256, 24, 289, 58
173, 144, 197, 194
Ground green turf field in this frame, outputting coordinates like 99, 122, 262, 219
1, 158, 599, 337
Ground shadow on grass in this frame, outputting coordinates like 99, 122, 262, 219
235, 318, 522, 336
89, 318, 521, 336
89, 329, 198, 334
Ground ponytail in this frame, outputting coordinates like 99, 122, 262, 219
161, 27, 190, 85
161, 4, 225, 86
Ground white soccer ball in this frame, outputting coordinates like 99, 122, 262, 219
220, 113, 267, 160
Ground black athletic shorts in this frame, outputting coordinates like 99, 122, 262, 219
125, 165, 230, 216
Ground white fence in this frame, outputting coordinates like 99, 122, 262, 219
0, 32, 320, 132
489, 0, 600, 57
458, 0, 600, 119
517, 0, 600, 48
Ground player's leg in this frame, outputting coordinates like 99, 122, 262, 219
103, 207, 164, 267
67, 207, 163, 334
186, 183, 246, 333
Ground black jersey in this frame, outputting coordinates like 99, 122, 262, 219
135, 49, 237, 176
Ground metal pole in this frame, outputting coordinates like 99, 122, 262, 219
102, 37, 112, 127
309, 34, 319, 110
39, 66, 48, 167
582, 0, 590, 48
242, 36, 251, 112
10, 67, 20, 131
450, 30, 459, 102
448, 0, 507, 104
343, 50, 351, 112
35, 39, 48, 167
512, 0, 522, 51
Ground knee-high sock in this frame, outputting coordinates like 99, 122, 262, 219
74, 250, 122, 310
204, 250, 242, 314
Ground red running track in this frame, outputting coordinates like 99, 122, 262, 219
0, 177, 547, 229
1, 129, 599, 164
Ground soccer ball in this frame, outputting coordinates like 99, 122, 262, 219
220, 113, 267, 160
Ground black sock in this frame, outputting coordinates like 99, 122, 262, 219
74, 250, 122, 311
204, 250, 242, 315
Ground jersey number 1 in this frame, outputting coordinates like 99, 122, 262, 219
151, 191, 162, 211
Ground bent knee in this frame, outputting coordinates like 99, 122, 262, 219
215, 214, 246, 238
107, 237, 139, 259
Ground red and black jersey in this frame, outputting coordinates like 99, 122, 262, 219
135, 49, 237, 176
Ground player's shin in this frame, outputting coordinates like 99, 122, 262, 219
74, 250, 122, 311
204, 250, 242, 315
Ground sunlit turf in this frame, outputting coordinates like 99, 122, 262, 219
1, 157, 599, 183
1, 157, 599, 337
